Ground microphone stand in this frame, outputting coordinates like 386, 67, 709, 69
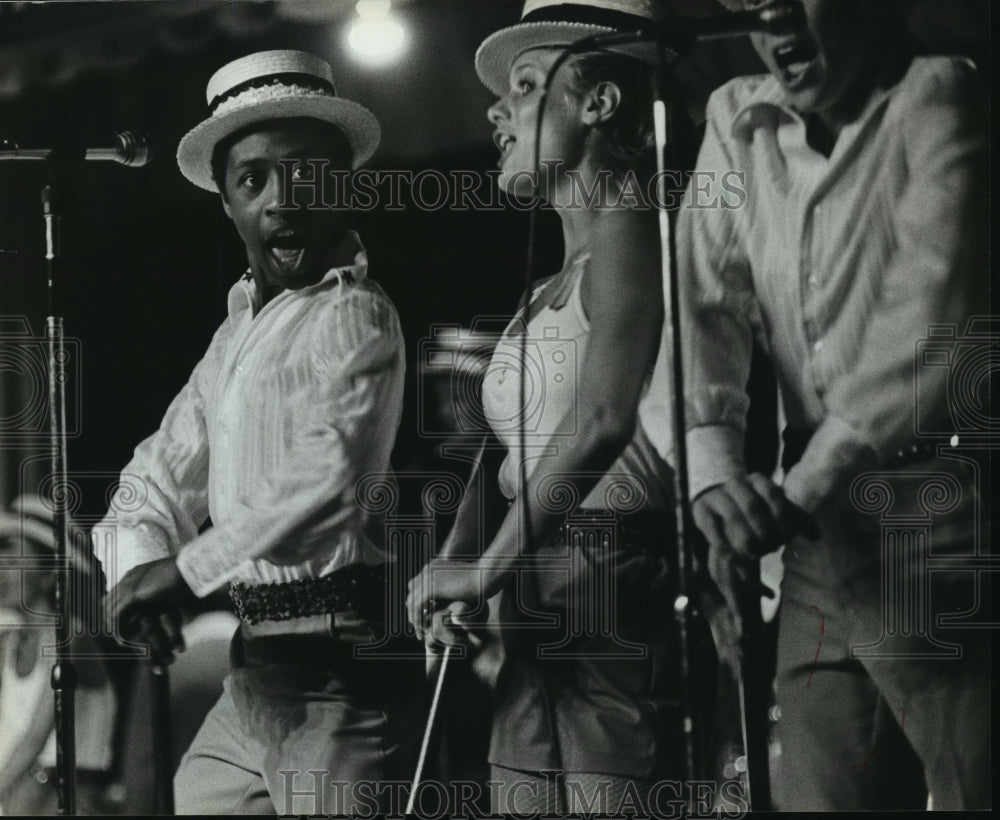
529, 38, 705, 813
650, 37, 773, 815
530, 5, 802, 806
3, 134, 154, 816
43, 153, 77, 816
649, 49, 702, 790
650, 37, 772, 815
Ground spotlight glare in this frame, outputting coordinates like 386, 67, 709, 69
348, 1, 406, 65
356, 0, 392, 19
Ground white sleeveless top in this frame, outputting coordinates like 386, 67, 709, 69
481, 259, 674, 512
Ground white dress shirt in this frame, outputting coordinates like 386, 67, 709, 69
92, 232, 405, 597
677, 56, 986, 512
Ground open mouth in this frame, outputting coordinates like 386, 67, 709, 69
772, 40, 819, 86
493, 131, 516, 160
266, 230, 308, 272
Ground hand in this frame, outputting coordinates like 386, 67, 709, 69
105, 557, 192, 665
693, 473, 818, 561
425, 601, 484, 651
406, 558, 493, 642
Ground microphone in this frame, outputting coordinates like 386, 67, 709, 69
572, 1, 806, 51
0, 131, 154, 167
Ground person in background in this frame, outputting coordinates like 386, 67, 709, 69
0, 496, 119, 816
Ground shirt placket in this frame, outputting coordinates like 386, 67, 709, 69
212, 317, 254, 514
796, 153, 833, 419
213, 296, 282, 515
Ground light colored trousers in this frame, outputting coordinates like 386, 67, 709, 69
774, 453, 990, 811
174, 613, 423, 815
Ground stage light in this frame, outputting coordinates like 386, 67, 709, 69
348, 0, 406, 66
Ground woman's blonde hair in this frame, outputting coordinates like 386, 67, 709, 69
567, 51, 657, 179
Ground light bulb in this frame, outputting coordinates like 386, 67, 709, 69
348, 1, 406, 65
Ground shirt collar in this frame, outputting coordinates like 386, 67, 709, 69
227, 230, 368, 321
729, 67, 901, 146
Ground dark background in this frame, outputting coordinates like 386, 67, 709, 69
0, 1, 991, 813
1, 0, 989, 519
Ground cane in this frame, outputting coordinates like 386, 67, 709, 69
42, 160, 78, 817
405, 643, 453, 818
737, 562, 773, 811
150, 662, 175, 814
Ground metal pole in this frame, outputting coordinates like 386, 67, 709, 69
151, 663, 176, 814
738, 563, 773, 810
43, 168, 77, 816
651, 48, 701, 788
529, 34, 708, 797
652, 49, 774, 810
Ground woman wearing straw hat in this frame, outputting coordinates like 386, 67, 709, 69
95, 50, 422, 815
407, 1, 692, 813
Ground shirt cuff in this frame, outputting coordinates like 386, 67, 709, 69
686, 424, 746, 500
782, 415, 879, 514
92, 523, 170, 592
176, 529, 246, 598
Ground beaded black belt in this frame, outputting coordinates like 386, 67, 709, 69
228, 564, 385, 625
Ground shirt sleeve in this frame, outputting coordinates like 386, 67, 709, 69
784, 58, 987, 513
175, 287, 405, 597
679, 82, 761, 499
91, 331, 219, 591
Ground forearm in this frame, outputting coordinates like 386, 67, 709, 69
678, 220, 755, 498
438, 438, 509, 560
475, 406, 633, 596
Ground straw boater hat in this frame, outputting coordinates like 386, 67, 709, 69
177, 49, 380, 192
475, 0, 677, 96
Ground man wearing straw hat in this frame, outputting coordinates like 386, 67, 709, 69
92, 50, 422, 815
681, 0, 987, 810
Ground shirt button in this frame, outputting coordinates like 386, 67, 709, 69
813, 340, 824, 353
235, 365, 244, 374
809, 275, 819, 288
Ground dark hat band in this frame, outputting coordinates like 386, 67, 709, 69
209, 73, 337, 113
522, 3, 667, 31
